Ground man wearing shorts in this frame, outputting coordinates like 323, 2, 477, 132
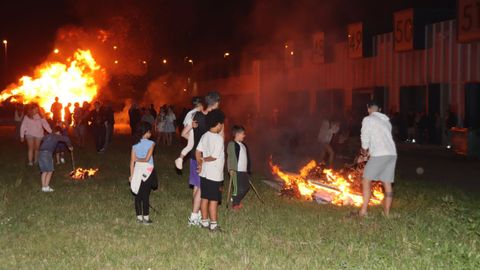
359, 101, 397, 217
187, 91, 221, 226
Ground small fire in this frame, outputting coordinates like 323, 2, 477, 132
70, 168, 99, 180
0, 49, 105, 119
270, 159, 384, 207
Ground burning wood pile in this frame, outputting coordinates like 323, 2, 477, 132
269, 158, 384, 207
70, 168, 99, 180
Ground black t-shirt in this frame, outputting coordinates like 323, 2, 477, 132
191, 112, 207, 160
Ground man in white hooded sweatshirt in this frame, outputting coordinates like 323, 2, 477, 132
359, 101, 397, 217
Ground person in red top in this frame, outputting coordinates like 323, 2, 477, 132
50, 97, 63, 123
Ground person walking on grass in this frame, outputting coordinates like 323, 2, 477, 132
20, 103, 52, 166
359, 101, 397, 217
196, 109, 225, 231
129, 122, 158, 224
38, 126, 73, 192
175, 96, 203, 170
227, 125, 252, 210
187, 91, 221, 226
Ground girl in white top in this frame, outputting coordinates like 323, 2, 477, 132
175, 97, 203, 170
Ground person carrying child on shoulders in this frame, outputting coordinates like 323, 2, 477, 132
227, 125, 251, 210
195, 109, 225, 232
38, 126, 73, 192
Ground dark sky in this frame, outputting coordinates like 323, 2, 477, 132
0, 0, 456, 84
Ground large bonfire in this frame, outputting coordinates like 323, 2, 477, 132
0, 49, 106, 118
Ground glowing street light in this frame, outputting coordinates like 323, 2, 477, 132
290, 51, 294, 56
188, 59, 193, 65
142, 60, 147, 64
2, 40, 7, 45
114, 60, 119, 64
223, 52, 230, 58
113, 45, 118, 50
162, 59, 167, 64
53, 48, 60, 54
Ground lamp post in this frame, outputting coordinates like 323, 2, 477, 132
2, 40, 7, 84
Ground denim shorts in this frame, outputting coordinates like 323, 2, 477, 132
38, 151, 54, 172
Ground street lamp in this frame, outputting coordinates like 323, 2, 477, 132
162, 59, 167, 64
224, 52, 230, 58
2, 39, 7, 70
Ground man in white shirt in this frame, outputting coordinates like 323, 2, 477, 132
360, 101, 397, 217
196, 109, 225, 231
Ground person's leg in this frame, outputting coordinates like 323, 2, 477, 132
200, 199, 209, 221
237, 172, 250, 205
208, 200, 219, 227
325, 144, 335, 168
33, 138, 42, 163
41, 172, 47, 188
26, 137, 34, 164
382, 182, 393, 216
318, 143, 326, 164
192, 186, 201, 213
45, 172, 53, 187
359, 179, 371, 216
56, 152, 60, 164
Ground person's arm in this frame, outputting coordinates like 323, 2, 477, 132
42, 118, 52, 133
129, 148, 136, 181
181, 124, 192, 139
226, 142, 237, 173
20, 118, 27, 142
136, 143, 155, 162
195, 150, 203, 173
58, 135, 73, 150
360, 118, 371, 152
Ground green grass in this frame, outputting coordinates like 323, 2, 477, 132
0, 132, 479, 269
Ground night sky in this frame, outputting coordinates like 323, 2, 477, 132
0, 0, 456, 86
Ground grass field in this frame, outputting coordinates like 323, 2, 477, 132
0, 130, 479, 269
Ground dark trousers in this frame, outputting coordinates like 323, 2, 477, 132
232, 172, 250, 206
93, 125, 106, 151
105, 123, 114, 148
135, 175, 152, 216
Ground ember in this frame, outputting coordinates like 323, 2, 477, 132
70, 168, 99, 180
269, 159, 384, 207
0, 49, 106, 120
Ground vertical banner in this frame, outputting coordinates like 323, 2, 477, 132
348, 23, 363, 58
458, 0, 480, 43
312, 32, 325, 64
394, 9, 414, 51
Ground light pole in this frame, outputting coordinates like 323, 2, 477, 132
2, 40, 7, 84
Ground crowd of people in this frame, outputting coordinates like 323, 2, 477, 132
13, 90, 401, 230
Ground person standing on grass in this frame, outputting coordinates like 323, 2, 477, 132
64, 103, 72, 127
196, 109, 225, 231
175, 96, 203, 170
227, 125, 251, 210
20, 104, 52, 166
38, 126, 73, 192
50, 97, 63, 123
103, 102, 115, 150
187, 91, 221, 226
129, 122, 158, 224
14, 103, 24, 139
359, 101, 397, 217
164, 106, 176, 146
318, 118, 340, 168
87, 101, 107, 153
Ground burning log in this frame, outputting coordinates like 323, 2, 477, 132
70, 168, 99, 180
269, 158, 384, 207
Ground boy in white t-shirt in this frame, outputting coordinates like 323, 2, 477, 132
175, 97, 203, 170
195, 109, 225, 231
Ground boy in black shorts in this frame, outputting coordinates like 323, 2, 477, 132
196, 109, 225, 231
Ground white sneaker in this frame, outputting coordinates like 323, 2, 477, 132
46, 186, 54, 192
60, 158, 65, 164
41, 187, 48, 192
175, 158, 183, 170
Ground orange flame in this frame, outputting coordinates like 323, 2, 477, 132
0, 49, 105, 119
71, 168, 99, 180
270, 159, 384, 207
